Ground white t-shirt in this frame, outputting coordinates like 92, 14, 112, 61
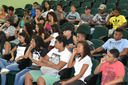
2, 26, 15, 36
74, 55, 92, 83
47, 48, 72, 70
49, 32, 59, 46
41, 9, 54, 18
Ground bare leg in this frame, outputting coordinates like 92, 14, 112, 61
25, 72, 33, 85
37, 76, 46, 85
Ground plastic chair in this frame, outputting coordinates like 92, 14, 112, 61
41, 0, 49, 5
92, 3, 101, 8
70, 1, 80, 8
121, 10, 128, 18
61, 1, 69, 7
85, 0, 95, 3
106, 0, 117, 4
105, 9, 112, 14
64, 6, 71, 13
51, 1, 58, 6
118, 0, 128, 6
118, 4, 128, 10
106, 3, 116, 9
76, 25, 91, 35
61, 22, 75, 32
90, 8, 99, 15
76, 7, 85, 14
53, 5, 57, 11
95, 0, 105, 3
14, 8, 24, 17
24, 4, 32, 10
81, 2, 91, 8
92, 27, 108, 39
91, 39, 104, 49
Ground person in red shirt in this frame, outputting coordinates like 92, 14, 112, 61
94, 49, 125, 85
0, 5, 7, 24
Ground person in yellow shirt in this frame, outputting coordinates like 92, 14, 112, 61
107, 7, 127, 35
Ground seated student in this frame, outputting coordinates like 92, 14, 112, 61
0, 32, 30, 85
33, 23, 46, 39
18, 9, 31, 28
14, 35, 48, 85
55, 3, 66, 22
0, 5, 8, 24
54, 41, 92, 85
41, 1, 54, 19
75, 6, 93, 33
44, 12, 58, 34
91, 4, 109, 34
44, 24, 61, 50
91, 28, 128, 57
94, 49, 125, 85
65, 5, 81, 24
30, 2, 39, 18
63, 26, 77, 51
31, 8, 45, 29
5, 6, 18, 25
0, 19, 15, 38
0, 31, 11, 56
107, 7, 127, 35
25, 35, 72, 85
77, 31, 95, 51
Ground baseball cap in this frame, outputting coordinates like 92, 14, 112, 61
63, 25, 73, 32
98, 4, 106, 10
85, 6, 91, 10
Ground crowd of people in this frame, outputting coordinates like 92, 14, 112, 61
0, 1, 127, 85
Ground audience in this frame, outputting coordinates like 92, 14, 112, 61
107, 7, 127, 35
25, 35, 72, 85
0, 5, 8, 24
94, 49, 125, 85
30, 2, 39, 18
54, 41, 92, 85
5, 6, 18, 25
91, 28, 128, 57
75, 6, 93, 33
41, 1, 54, 19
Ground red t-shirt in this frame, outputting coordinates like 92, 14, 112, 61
100, 61, 125, 85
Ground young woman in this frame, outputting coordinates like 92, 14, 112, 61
65, 5, 81, 24
14, 35, 48, 85
53, 41, 92, 85
0, 18, 15, 38
0, 31, 11, 56
0, 32, 30, 85
41, 1, 54, 18
33, 23, 46, 39
44, 24, 61, 50
44, 12, 58, 34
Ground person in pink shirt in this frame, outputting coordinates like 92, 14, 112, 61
94, 49, 125, 85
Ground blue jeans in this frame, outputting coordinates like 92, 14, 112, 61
0, 58, 20, 85
14, 68, 30, 85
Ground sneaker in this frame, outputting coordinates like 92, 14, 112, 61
0, 68, 10, 75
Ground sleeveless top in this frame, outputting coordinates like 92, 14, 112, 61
66, 35, 74, 46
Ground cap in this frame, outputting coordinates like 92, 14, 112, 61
63, 25, 73, 32
85, 6, 91, 10
98, 4, 106, 10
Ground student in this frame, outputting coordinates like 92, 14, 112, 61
44, 24, 61, 50
5, 6, 18, 25
31, 8, 45, 29
63, 26, 77, 51
0, 5, 8, 24
25, 35, 72, 85
65, 5, 81, 24
77, 31, 95, 51
0, 32, 30, 85
30, 2, 39, 18
0, 19, 15, 38
14, 35, 48, 85
94, 49, 125, 85
55, 3, 66, 22
91, 28, 128, 57
0, 31, 11, 56
75, 6, 93, 32
54, 41, 92, 85
44, 12, 58, 34
41, 1, 54, 19
107, 7, 127, 35
18, 9, 31, 28
33, 23, 46, 39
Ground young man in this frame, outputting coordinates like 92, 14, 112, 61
91, 28, 128, 57
107, 7, 127, 35
25, 35, 72, 85
77, 31, 95, 51
55, 3, 66, 22
5, 6, 18, 24
75, 6, 93, 32
63, 26, 77, 51
30, 2, 39, 18
94, 49, 125, 85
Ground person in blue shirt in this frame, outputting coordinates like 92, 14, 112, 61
91, 28, 128, 57
30, 2, 39, 18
